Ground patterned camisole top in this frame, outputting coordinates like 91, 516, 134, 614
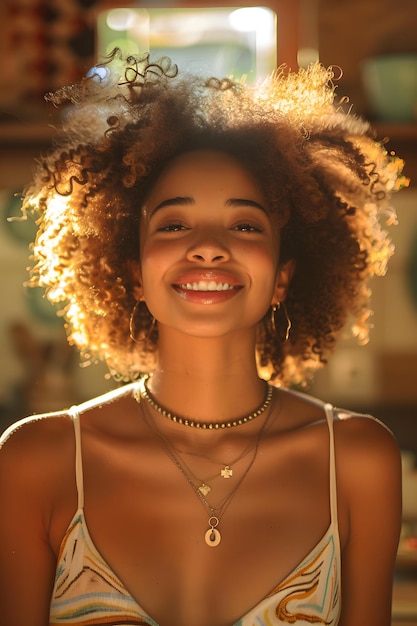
49, 383, 342, 625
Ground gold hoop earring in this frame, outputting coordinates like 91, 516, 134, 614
271, 302, 292, 343
129, 300, 156, 344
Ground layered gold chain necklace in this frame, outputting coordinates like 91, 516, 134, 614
136, 376, 276, 547
164, 438, 255, 498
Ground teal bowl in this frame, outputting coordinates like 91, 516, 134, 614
361, 54, 417, 122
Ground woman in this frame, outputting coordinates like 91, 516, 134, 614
0, 52, 406, 625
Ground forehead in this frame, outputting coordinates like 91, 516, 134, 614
144, 149, 267, 205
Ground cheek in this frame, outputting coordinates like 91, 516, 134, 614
138, 239, 154, 288
244, 242, 279, 274
139, 256, 157, 290
139, 240, 173, 295
253, 245, 281, 296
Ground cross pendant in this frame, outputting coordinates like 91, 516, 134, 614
220, 466, 233, 479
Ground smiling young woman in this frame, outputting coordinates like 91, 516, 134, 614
137, 150, 287, 343
0, 51, 407, 626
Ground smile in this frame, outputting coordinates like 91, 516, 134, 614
178, 281, 237, 292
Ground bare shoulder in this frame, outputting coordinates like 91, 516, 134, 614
0, 410, 75, 495
331, 409, 402, 528
0, 412, 77, 624
332, 411, 402, 624
0, 408, 78, 576
1, 410, 70, 446
0, 383, 138, 479
278, 385, 400, 459
276, 386, 401, 485
333, 409, 401, 472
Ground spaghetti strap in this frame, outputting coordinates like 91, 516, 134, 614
324, 402, 342, 593
68, 406, 84, 510
324, 403, 338, 528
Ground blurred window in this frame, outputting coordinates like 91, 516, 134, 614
97, 6, 277, 83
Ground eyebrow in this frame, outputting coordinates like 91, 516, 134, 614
226, 198, 268, 213
153, 196, 194, 212
151, 196, 267, 214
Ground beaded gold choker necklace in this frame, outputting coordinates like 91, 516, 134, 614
136, 375, 273, 430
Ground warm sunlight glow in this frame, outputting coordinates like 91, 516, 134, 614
106, 8, 137, 32
229, 7, 273, 33
98, 7, 277, 83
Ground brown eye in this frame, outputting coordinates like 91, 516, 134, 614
157, 222, 188, 232
233, 223, 263, 233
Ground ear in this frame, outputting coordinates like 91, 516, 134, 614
272, 259, 295, 304
126, 260, 143, 301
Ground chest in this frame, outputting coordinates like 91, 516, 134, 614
51, 427, 344, 626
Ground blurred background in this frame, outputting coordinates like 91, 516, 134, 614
0, 1, 416, 621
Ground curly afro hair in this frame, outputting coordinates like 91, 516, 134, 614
22, 50, 408, 386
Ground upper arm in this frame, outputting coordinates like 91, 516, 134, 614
336, 416, 402, 626
0, 419, 62, 625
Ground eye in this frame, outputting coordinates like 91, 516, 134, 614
232, 223, 264, 233
157, 222, 188, 232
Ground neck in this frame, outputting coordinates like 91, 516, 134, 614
147, 327, 266, 425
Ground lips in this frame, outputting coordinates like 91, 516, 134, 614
172, 272, 243, 302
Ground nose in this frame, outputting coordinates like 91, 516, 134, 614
186, 228, 231, 264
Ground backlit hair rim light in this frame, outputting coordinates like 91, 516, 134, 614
23, 49, 408, 386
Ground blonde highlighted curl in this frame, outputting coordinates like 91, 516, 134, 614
23, 49, 408, 386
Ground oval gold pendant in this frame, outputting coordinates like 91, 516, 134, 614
205, 527, 221, 547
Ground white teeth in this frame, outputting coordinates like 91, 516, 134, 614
179, 280, 235, 291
